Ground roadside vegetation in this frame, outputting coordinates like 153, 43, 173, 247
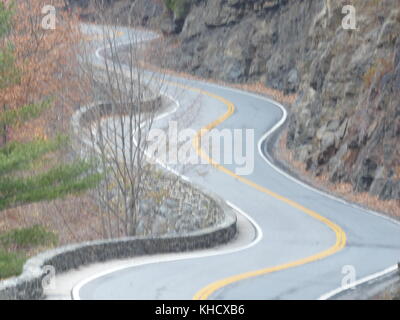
0, 0, 204, 280
0, 225, 58, 279
0, 1, 99, 279
164, 0, 192, 20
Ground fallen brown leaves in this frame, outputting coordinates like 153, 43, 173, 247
2, 0, 85, 143
0, 2, 101, 246
276, 129, 400, 219
0, 194, 104, 246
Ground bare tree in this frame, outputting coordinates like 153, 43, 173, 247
75, 2, 188, 238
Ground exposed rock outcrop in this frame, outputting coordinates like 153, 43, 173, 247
286, 0, 400, 201
165, 0, 400, 202
72, 0, 400, 202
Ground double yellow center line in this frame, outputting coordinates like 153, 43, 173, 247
167, 82, 346, 300
89, 26, 347, 298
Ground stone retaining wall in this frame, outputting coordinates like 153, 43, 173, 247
0, 99, 238, 300
0, 203, 236, 300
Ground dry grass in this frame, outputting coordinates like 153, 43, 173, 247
0, 194, 104, 246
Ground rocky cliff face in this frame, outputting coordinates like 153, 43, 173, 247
77, 0, 400, 202
162, 0, 317, 93
286, 0, 400, 201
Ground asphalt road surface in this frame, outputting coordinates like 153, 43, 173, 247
76, 24, 400, 300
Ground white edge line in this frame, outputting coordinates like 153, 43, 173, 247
199, 77, 400, 300
233, 84, 400, 300
317, 264, 398, 300
78, 26, 400, 301
71, 200, 262, 300
72, 31, 263, 300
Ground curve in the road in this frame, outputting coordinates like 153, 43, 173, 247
75, 24, 400, 300
166, 82, 347, 300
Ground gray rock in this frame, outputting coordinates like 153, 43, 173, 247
321, 132, 335, 151
88, 0, 400, 203
151, 215, 168, 235
164, 198, 179, 209
287, 69, 299, 93
354, 159, 378, 192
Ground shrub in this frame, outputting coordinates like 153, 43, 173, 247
0, 225, 58, 279
0, 249, 26, 279
164, 0, 191, 20
0, 225, 58, 250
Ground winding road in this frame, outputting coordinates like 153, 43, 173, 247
74, 24, 400, 300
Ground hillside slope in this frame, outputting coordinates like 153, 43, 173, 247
75, 0, 400, 205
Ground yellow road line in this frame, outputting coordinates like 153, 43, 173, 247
92, 38, 346, 297
167, 81, 347, 300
